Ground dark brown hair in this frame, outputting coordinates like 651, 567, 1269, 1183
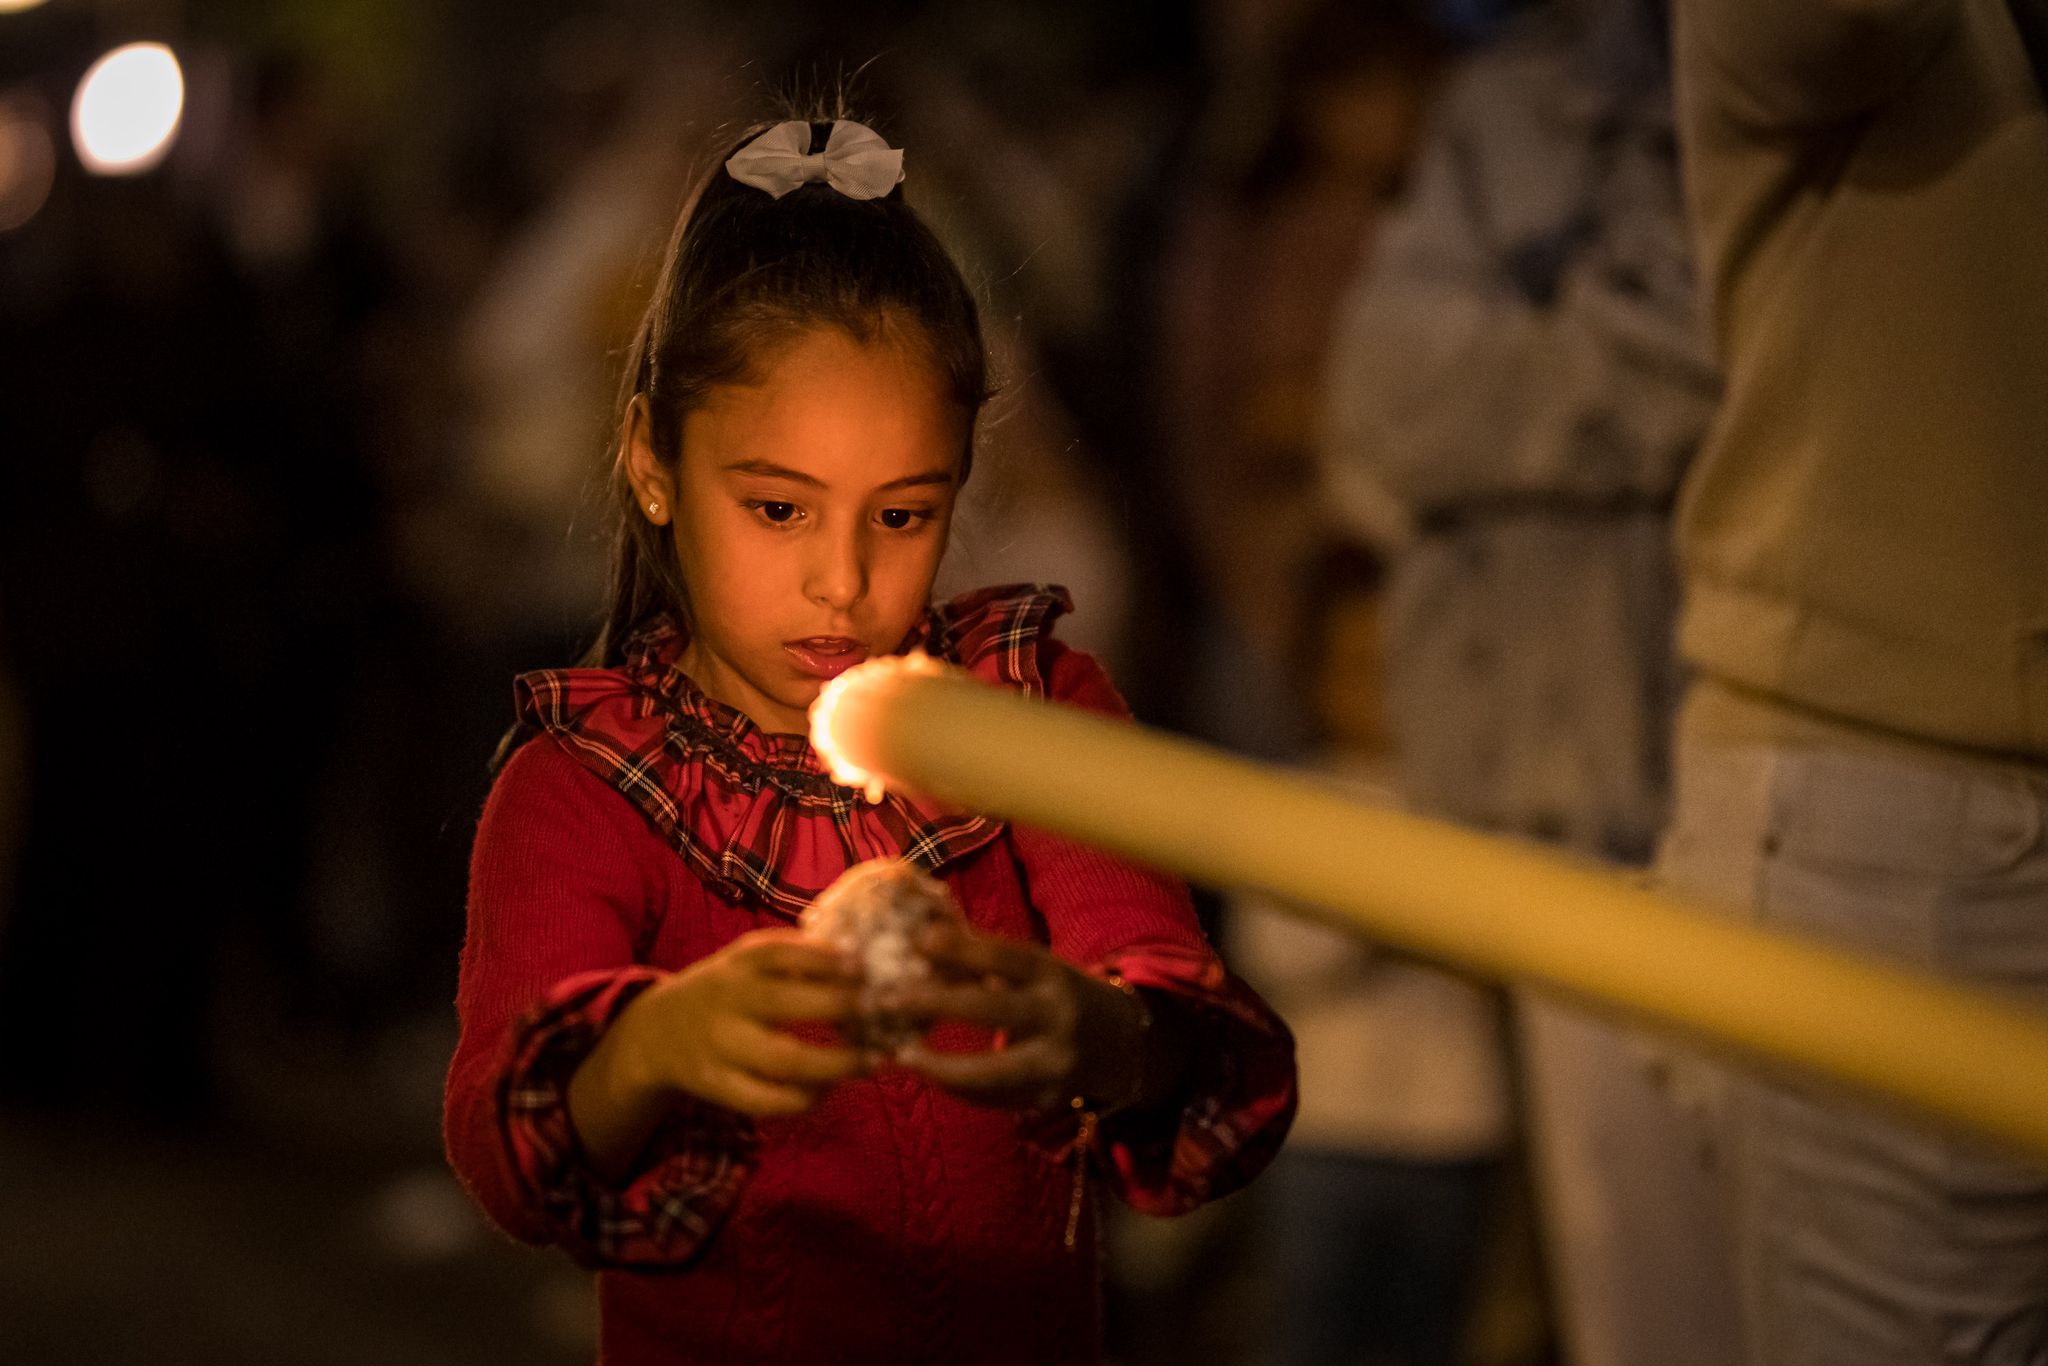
584, 113, 991, 667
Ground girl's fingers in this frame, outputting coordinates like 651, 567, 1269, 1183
747, 977, 865, 1025
897, 1036, 1071, 1096
883, 980, 1048, 1034
738, 934, 863, 983
918, 925, 1044, 986
728, 1022, 874, 1086
711, 1068, 824, 1117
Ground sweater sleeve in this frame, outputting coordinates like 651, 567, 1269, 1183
443, 738, 755, 1267
1011, 643, 1298, 1215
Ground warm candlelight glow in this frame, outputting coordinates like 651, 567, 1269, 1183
809, 651, 946, 802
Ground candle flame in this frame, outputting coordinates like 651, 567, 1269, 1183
810, 652, 944, 802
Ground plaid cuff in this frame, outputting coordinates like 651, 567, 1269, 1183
498, 967, 758, 1267
1021, 943, 1298, 1216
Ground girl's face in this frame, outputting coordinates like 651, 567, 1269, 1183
627, 324, 967, 736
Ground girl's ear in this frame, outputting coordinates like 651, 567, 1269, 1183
621, 394, 676, 526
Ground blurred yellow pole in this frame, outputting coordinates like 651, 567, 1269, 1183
812, 658, 2048, 1159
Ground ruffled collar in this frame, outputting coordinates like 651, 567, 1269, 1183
514, 584, 1072, 918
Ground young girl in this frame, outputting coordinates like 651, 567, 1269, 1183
442, 114, 1297, 1365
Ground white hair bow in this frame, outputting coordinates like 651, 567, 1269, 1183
724, 120, 905, 201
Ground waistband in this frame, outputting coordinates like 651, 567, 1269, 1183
1679, 676, 2048, 785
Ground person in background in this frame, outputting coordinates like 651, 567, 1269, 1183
1315, 3, 1725, 1363
1117, 18, 1441, 1354
1646, 2, 2048, 1362
1229, 540, 1513, 1366
1152, 2, 1440, 760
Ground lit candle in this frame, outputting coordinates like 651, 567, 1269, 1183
814, 656, 2048, 1158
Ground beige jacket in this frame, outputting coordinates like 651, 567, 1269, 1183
1672, 0, 2048, 761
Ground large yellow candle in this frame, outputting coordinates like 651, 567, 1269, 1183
813, 657, 2048, 1159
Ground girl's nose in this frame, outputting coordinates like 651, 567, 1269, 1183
804, 525, 868, 612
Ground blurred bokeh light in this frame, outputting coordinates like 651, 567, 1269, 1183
71, 41, 185, 176
0, 100, 54, 230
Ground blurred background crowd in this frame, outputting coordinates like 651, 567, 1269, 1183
0, 0, 1711, 1362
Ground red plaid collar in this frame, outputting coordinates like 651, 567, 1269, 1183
514, 584, 1073, 918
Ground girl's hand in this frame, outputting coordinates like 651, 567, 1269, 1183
620, 928, 876, 1117
889, 924, 1155, 1113
570, 929, 874, 1180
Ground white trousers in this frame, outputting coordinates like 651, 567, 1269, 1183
1525, 718, 2048, 1365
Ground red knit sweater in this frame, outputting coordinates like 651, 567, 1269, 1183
444, 590, 1296, 1365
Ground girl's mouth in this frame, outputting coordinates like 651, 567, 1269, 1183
784, 637, 869, 680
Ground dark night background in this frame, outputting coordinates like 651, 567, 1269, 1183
0, 2, 1580, 1362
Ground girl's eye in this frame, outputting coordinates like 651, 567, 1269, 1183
878, 507, 930, 531
749, 500, 801, 526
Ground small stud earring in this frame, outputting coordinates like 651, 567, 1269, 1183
647, 500, 661, 516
